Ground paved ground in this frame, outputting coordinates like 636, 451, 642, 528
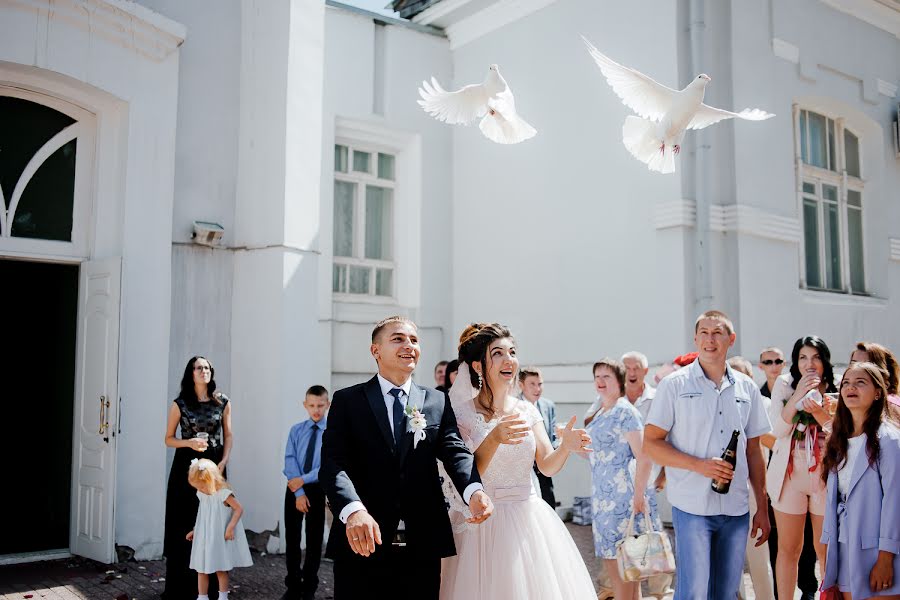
0, 523, 781, 600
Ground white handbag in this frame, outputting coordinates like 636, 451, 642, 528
614, 509, 676, 582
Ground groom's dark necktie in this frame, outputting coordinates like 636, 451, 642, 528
303, 422, 319, 473
389, 388, 405, 447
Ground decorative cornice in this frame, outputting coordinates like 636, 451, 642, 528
653, 199, 696, 230
772, 38, 800, 64
9, 0, 186, 62
890, 238, 900, 261
709, 205, 801, 243
444, 0, 558, 50
819, 0, 900, 39
877, 79, 899, 98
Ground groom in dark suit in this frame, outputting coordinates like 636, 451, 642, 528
320, 316, 493, 600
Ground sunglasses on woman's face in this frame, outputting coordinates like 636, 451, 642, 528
760, 359, 784, 366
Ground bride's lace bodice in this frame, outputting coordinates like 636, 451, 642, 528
469, 399, 542, 489
441, 398, 543, 529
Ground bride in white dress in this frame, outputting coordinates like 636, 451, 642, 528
439, 323, 597, 599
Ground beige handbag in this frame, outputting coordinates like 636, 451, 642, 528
615, 509, 676, 582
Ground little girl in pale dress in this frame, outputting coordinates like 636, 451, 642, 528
186, 458, 253, 600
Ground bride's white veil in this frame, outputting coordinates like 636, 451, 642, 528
447, 362, 478, 439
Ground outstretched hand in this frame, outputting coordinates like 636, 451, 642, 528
466, 490, 494, 524
346, 510, 382, 557
558, 416, 591, 454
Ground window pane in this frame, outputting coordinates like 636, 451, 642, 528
365, 185, 392, 260
353, 150, 370, 173
800, 111, 808, 164
377, 153, 395, 180
803, 199, 821, 288
827, 118, 836, 172
332, 263, 347, 293
844, 130, 860, 178
822, 184, 838, 203
333, 181, 355, 257
847, 189, 862, 208
335, 145, 348, 173
802, 181, 815, 196
0, 96, 76, 212
348, 266, 370, 294
376, 268, 393, 297
807, 112, 827, 169
10, 139, 76, 241
823, 202, 841, 290
848, 207, 865, 293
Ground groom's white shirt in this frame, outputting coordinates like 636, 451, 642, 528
338, 373, 484, 523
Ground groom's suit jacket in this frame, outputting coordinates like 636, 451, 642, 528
320, 376, 480, 561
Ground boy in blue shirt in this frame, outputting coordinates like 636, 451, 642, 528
282, 385, 329, 600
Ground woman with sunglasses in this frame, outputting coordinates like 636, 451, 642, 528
162, 356, 234, 600
819, 362, 900, 599
768, 336, 837, 599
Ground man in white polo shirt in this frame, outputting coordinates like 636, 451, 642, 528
644, 310, 771, 600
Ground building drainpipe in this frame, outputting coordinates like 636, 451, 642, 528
689, 0, 713, 312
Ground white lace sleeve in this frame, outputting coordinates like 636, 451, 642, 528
440, 364, 480, 531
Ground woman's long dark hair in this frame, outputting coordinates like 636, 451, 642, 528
458, 323, 515, 419
789, 336, 837, 393
443, 359, 460, 390
820, 362, 889, 484
178, 356, 221, 407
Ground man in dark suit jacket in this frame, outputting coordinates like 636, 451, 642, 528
320, 316, 494, 600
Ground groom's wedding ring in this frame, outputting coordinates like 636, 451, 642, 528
352, 537, 359, 541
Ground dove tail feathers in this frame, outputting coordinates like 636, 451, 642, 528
622, 116, 675, 174
479, 112, 537, 145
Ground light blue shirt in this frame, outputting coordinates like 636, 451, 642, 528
646, 360, 771, 516
283, 417, 327, 498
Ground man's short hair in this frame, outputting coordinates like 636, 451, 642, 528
759, 347, 783, 361
434, 360, 449, 373
621, 351, 649, 369
518, 366, 542, 382
372, 315, 417, 343
305, 385, 329, 398
727, 357, 753, 378
694, 310, 734, 335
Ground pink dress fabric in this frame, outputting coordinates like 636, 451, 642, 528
439, 385, 596, 599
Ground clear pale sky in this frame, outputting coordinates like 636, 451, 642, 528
341, 0, 400, 17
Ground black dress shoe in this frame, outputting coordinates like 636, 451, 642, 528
800, 592, 816, 600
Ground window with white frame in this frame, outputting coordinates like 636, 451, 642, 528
332, 143, 395, 298
796, 108, 865, 294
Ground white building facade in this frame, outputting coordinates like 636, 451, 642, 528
0, 0, 896, 564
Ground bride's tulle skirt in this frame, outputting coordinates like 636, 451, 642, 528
439, 494, 597, 599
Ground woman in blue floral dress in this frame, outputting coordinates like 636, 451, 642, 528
586, 358, 662, 600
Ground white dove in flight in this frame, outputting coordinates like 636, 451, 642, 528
582, 36, 774, 174
418, 64, 537, 144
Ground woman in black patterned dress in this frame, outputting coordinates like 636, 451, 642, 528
162, 356, 233, 600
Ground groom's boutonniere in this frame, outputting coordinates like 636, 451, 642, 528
405, 405, 427, 448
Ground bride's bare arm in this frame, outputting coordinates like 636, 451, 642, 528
536, 416, 590, 477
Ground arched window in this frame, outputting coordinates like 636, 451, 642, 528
0, 89, 94, 257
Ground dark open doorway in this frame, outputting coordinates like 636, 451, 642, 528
0, 259, 78, 555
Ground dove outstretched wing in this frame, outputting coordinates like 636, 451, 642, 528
687, 104, 775, 130
418, 77, 489, 125
582, 36, 678, 122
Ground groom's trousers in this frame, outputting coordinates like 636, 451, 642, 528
333, 545, 441, 600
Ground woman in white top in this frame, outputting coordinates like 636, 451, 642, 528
819, 362, 900, 599
767, 336, 837, 598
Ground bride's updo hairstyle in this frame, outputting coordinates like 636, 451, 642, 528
458, 322, 515, 419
